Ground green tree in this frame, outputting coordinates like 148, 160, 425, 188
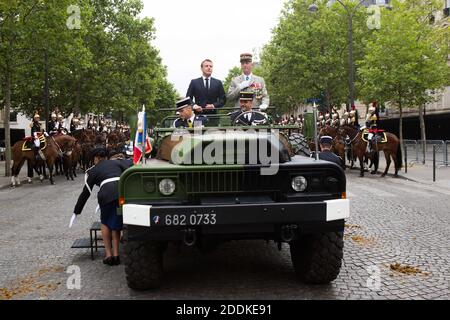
260, 0, 368, 114
358, 0, 450, 160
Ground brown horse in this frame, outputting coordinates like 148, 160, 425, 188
11, 135, 76, 186
339, 125, 402, 177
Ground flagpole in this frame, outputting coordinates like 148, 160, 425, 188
142, 105, 146, 165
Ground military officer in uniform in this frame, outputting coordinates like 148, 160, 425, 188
30, 112, 46, 160
324, 113, 331, 126
57, 113, 68, 134
341, 111, 349, 126
227, 53, 269, 111
229, 91, 267, 125
48, 112, 59, 134
70, 116, 80, 132
311, 136, 344, 169
173, 97, 209, 128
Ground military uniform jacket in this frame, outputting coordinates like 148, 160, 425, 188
173, 115, 208, 128
312, 150, 344, 169
48, 120, 58, 132
30, 121, 43, 135
70, 121, 77, 133
229, 110, 257, 125
73, 159, 133, 215
227, 74, 270, 109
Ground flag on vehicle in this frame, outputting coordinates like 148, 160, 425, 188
133, 106, 146, 164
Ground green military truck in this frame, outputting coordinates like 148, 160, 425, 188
118, 111, 349, 290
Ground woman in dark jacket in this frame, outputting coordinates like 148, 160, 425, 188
72, 148, 132, 266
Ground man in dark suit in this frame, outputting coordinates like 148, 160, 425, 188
186, 59, 226, 116
173, 97, 208, 128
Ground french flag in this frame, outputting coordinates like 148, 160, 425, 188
133, 107, 146, 165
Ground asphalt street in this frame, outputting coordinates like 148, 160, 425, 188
0, 168, 448, 300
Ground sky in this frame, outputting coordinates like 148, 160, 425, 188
141, 0, 286, 96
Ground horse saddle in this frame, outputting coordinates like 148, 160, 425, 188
362, 129, 387, 143
22, 134, 47, 151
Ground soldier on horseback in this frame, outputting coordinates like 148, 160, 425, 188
48, 112, 59, 134
30, 112, 46, 161
57, 113, 68, 134
70, 116, 80, 132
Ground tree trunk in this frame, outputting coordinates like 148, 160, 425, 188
4, 61, 12, 177
419, 104, 426, 164
75, 79, 81, 112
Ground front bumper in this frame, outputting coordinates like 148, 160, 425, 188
122, 199, 349, 227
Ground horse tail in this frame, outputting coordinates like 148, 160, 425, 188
396, 143, 403, 169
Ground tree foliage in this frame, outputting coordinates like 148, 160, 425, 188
0, 0, 176, 121
260, 0, 369, 113
358, 0, 450, 109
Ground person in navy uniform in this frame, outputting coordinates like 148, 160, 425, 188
186, 59, 226, 116
229, 91, 267, 125
173, 97, 208, 128
72, 147, 133, 266
311, 135, 344, 169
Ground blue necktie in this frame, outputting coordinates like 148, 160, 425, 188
205, 78, 209, 91
246, 76, 249, 81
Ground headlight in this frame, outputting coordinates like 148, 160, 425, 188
291, 176, 307, 192
159, 178, 176, 196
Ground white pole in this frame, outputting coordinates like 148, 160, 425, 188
313, 102, 319, 160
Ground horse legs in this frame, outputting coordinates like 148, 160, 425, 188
381, 151, 391, 177
26, 159, 34, 183
359, 155, 365, 177
46, 159, 55, 185
391, 149, 399, 177
370, 152, 379, 174
11, 158, 25, 187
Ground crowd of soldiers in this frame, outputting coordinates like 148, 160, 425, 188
316, 108, 359, 129
30, 111, 131, 137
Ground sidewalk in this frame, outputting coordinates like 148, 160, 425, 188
359, 156, 450, 190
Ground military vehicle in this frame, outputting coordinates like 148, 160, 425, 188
118, 109, 349, 290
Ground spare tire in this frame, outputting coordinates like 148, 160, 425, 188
288, 133, 310, 157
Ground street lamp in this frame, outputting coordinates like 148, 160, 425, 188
308, 0, 366, 112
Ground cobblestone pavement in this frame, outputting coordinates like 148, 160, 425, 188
0, 169, 448, 300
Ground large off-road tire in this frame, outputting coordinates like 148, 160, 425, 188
288, 133, 310, 157
124, 240, 164, 290
289, 231, 344, 284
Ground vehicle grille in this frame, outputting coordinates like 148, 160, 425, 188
180, 170, 279, 194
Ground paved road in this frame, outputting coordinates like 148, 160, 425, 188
0, 169, 448, 300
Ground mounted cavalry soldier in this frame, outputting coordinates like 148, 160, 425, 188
70, 116, 80, 132
30, 112, 47, 161
173, 97, 208, 128
331, 113, 340, 127
56, 113, 68, 134
48, 112, 59, 134
227, 53, 269, 111
341, 111, 349, 126
324, 113, 331, 126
